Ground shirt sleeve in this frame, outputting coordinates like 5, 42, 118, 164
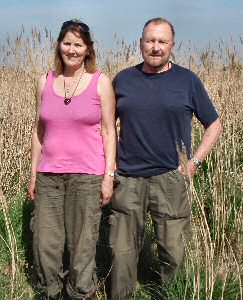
191, 74, 219, 127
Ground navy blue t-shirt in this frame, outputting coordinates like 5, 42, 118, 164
114, 63, 218, 177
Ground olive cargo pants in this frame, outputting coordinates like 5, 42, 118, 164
31, 173, 103, 299
109, 170, 191, 300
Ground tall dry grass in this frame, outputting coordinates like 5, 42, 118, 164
0, 28, 242, 299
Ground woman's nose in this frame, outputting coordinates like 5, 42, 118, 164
68, 44, 75, 53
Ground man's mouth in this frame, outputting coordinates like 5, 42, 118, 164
66, 54, 77, 58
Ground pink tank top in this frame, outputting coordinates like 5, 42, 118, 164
37, 70, 105, 175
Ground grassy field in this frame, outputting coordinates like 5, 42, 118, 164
0, 29, 242, 299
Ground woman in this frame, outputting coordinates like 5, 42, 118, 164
28, 19, 116, 299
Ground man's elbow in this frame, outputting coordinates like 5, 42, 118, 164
206, 118, 223, 137
215, 118, 223, 136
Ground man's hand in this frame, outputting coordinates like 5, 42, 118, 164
177, 159, 198, 178
178, 118, 223, 179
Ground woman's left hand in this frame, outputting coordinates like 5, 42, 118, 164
100, 175, 114, 206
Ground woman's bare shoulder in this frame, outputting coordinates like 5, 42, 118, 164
37, 71, 54, 94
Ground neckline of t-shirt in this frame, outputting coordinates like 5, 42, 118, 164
51, 70, 97, 98
138, 61, 175, 77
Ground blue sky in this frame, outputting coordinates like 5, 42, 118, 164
0, 0, 243, 49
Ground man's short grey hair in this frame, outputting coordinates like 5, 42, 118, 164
142, 18, 175, 40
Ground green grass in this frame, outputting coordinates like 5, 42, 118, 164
0, 190, 242, 299
0, 33, 242, 299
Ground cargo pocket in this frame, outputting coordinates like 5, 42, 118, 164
92, 208, 102, 245
113, 172, 121, 189
173, 169, 190, 184
30, 199, 39, 233
109, 211, 118, 249
30, 211, 36, 233
111, 175, 138, 214
167, 170, 191, 218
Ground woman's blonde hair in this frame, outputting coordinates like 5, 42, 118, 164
54, 19, 96, 74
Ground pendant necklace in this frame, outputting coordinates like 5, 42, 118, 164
63, 69, 85, 105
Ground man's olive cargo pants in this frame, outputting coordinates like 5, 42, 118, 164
110, 170, 191, 300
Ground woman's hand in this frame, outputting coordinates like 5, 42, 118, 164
28, 177, 36, 200
100, 175, 114, 206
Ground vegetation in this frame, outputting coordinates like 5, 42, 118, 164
0, 28, 242, 299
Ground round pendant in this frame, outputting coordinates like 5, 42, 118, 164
64, 98, 71, 105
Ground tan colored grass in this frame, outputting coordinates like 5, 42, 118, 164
0, 29, 242, 298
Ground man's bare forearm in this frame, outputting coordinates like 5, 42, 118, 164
179, 118, 223, 176
193, 118, 223, 162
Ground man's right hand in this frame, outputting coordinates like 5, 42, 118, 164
177, 161, 197, 178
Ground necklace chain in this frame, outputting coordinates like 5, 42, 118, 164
63, 69, 85, 105
65, 78, 77, 94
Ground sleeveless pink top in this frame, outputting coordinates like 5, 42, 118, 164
37, 70, 105, 175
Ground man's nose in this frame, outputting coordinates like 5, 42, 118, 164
152, 41, 159, 51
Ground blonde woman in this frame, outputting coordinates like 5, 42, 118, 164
28, 20, 116, 299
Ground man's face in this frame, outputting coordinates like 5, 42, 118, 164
140, 22, 175, 73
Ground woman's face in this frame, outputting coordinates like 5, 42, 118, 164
59, 30, 88, 70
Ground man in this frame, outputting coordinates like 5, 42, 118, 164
110, 18, 222, 299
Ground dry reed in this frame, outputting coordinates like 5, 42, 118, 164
0, 28, 242, 299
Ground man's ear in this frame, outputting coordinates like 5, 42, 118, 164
139, 37, 143, 51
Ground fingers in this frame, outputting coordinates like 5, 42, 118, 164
101, 195, 111, 207
27, 189, 35, 200
178, 163, 196, 178
29, 194, 35, 201
27, 181, 36, 201
100, 178, 114, 206
100, 190, 112, 206
101, 199, 109, 206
